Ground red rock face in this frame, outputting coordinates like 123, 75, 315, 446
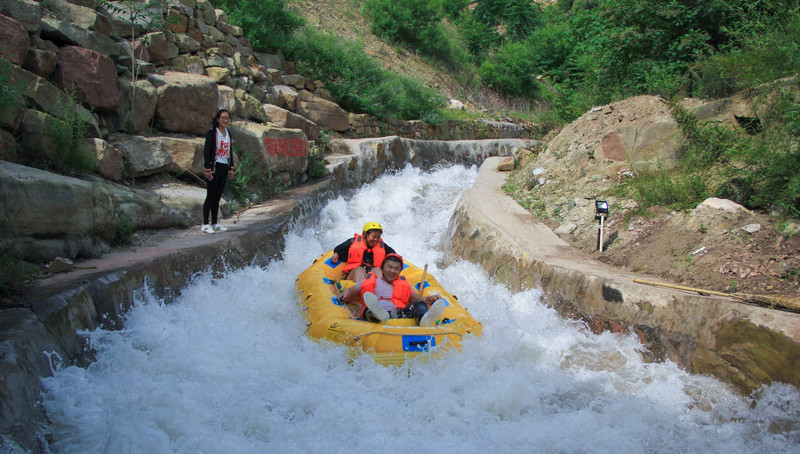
0, 14, 30, 65
56, 45, 120, 112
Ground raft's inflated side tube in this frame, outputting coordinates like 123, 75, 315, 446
296, 250, 482, 365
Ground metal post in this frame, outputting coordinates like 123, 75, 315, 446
597, 215, 605, 252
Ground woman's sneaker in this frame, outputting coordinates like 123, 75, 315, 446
201, 224, 215, 234
363, 292, 390, 323
420, 299, 446, 327
213, 224, 228, 232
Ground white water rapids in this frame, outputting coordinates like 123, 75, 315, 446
41, 164, 800, 453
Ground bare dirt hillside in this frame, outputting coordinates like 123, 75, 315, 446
506, 96, 800, 299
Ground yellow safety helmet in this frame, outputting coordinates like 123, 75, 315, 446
362, 221, 383, 233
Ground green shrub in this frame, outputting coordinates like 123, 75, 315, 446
363, 0, 443, 49
0, 59, 24, 119
0, 255, 40, 299
363, 0, 469, 70
690, 5, 800, 98
471, 0, 541, 42
227, 147, 284, 205
213, 0, 304, 52
620, 167, 709, 211
113, 212, 136, 245
454, 7, 502, 58
307, 129, 332, 179
478, 42, 542, 99
49, 97, 95, 175
286, 28, 446, 120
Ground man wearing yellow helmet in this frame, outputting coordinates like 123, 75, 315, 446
330, 221, 397, 283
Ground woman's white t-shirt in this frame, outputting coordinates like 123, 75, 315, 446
215, 128, 230, 165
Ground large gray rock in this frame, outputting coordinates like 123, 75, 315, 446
174, 32, 202, 53
0, 161, 114, 260
143, 31, 169, 65
45, 0, 110, 35
22, 46, 57, 78
0, 13, 30, 65
40, 16, 118, 58
263, 104, 320, 141
196, 0, 216, 27
165, 6, 189, 33
5, 65, 100, 137
150, 181, 216, 218
255, 51, 283, 70
56, 45, 120, 112
0, 0, 41, 33
236, 89, 267, 123
17, 109, 59, 163
0, 129, 17, 162
115, 78, 158, 133
269, 84, 298, 110
109, 134, 174, 178
545, 95, 682, 171
295, 90, 349, 132
161, 136, 205, 175
229, 122, 308, 175
148, 71, 219, 136
86, 137, 124, 181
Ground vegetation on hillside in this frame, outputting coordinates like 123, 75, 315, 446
214, 0, 800, 218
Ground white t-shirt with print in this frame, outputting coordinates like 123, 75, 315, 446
215, 128, 230, 165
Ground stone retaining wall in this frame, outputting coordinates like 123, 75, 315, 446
346, 114, 534, 140
443, 157, 800, 396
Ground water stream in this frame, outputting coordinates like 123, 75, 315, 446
41, 164, 800, 453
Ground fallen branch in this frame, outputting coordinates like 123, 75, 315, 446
633, 279, 800, 314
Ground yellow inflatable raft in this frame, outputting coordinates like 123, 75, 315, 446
295, 250, 482, 365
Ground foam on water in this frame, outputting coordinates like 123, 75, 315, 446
41, 164, 800, 453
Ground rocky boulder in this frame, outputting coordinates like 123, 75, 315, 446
40, 16, 118, 58
143, 31, 170, 65
56, 46, 120, 112
0, 161, 115, 261
108, 134, 175, 178
0, 0, 42, 33
229, 122, 309, 176
148, 71, 219, 136
45, 0, 110, 35
86, 138, 124, 181
22, 45, 57, 78
17, 109, 60, 163
5, 57, 100, 137
269, 84, 298, 110
115, 78, 158, 133
161, 136, 206, 175
295, 90, 349, 132
545, 95, 682, 172
0, 13, 30, 65
263, 104, 320, 141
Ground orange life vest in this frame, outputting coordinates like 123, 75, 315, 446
360, 272, 413, 309
343, 233, 386, 272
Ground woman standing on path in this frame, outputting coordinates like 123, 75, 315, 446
201, 109, 235, 234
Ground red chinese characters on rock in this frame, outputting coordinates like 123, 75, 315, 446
264, 137, 308, 157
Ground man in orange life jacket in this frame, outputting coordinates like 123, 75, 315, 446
330, 221, 397, 283
337, 254, 446, 327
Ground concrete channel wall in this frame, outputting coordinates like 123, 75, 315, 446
443, 157, 800, 396
1, 139, 536, 452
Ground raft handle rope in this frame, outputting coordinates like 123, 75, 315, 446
349, 328, 459, 344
